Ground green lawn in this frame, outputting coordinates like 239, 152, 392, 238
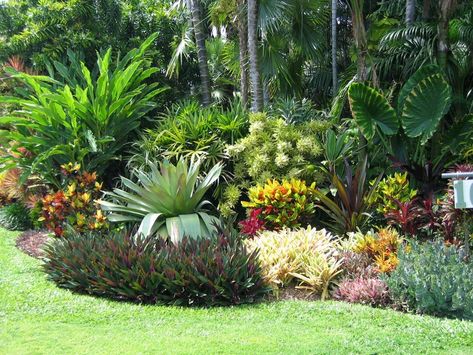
1, 229, 473, 354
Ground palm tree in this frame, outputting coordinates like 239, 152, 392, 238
349, 0, 369, 163
423, 0, 431, 20
247, 0, 263, 112
332, 0, 338, 94
350, 0, 368, 82
406, 0, 416, 26
188, 0, 212, 105
438, 0, 457, 70
237, 0, 249, 107
257, 0, 331, 99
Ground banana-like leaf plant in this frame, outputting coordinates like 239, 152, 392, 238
99, 159, 222, 243
348, 65, 452, 144
0, 33, 166, 187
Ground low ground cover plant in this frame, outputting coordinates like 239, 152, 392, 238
335, 278, 391, 307
385, 240, 473, 320
0, 202, 31, 231
333, 228, 402, 307
43, 227, 269, 306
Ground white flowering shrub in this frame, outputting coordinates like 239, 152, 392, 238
226, 113, 330, 184
220, 113, 330, 216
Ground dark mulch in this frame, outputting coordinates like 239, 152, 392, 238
16, 230, 50, 259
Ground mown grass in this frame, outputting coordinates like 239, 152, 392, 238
1, 228, 473, 354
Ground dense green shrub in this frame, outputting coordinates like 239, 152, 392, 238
0, 34, 166, 187
0, 0, 179, 75
384, 241, 473, 320
0, 202, 32, 231
227, 112, 330, 184
43, 228, 269, 306
0, 0, 122, 68
129, 100, 248, 176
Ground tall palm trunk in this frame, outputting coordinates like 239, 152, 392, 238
247, 0, 263, 112
438, 0, 457, 71
237, 0, 249, 108
423, 0, 431, 20
189, 0, 211, 105
406, 0, 416, 26
350, 0, 368, 163
350, 0, 368, 82
331, 0, 338, 94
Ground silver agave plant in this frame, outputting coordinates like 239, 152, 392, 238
99, 159, 222, 243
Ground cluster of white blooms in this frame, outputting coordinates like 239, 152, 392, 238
248, 119, 265, 134
274, 153, 288, 168
220, 112, 330, 216
226, 112, 329, 183
296, 136, 313, 153
249, 153, 270, 177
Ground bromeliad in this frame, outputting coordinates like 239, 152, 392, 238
99, 159, 222, 243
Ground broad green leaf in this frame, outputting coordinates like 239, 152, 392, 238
348, 83, 398, 140
197, 212, 219, 236
398, 65, 441, 114
138, 213, 163, 237
178, 214, 202, 239
401, 74, 452, 143
107, 213, 142, 223
166, 216, 184, 244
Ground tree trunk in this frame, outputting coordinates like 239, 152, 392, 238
437, 16, 449, 70
247, 0, 263, 112
189, 0, 211, 105
350, 0, 368, 82
331, 0, 338, 95
423, 0, 431, 20
437, 0, 457, 71
237, 0, 249, 108
350, 0, 368, 163
406, 0, 416, 26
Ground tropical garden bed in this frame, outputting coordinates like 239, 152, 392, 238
0, 0, 473, 353
1, 229, 473, 354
